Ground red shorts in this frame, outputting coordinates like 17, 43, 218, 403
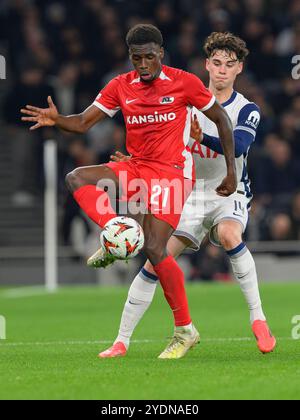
105, 159, 194, 230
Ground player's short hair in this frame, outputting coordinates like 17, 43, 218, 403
126, 24, 163, 47
204, 32, 249, 62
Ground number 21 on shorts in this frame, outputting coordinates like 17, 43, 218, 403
150, 185, 170, 211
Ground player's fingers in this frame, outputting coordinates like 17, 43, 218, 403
216, 186, 231, 197
110, 155, 119, 162
216, 190, 228, 197
30, 122, 42, 131
21, 109, 38, 116
21, 116, 38, 122
26, 105, 42, 112
48, 96, 55, 107
194, 118, 200, 130
191, 120, 200, 130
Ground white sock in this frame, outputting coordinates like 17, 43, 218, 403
114, 268, 158, 349
175, 322, 193, 333
228, 244, 266, 324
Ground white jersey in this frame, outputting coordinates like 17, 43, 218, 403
174, 91, 261, 250
190, 91, 260, 199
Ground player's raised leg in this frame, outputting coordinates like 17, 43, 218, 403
99, 236, 189, 358
65, 164, 121, 267
215, 220, 276, 353
66, 164, 119, 226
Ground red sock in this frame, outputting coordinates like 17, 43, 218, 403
73, 185, 117, 228
154, 256, 192, 327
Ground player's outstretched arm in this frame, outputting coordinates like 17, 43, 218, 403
203, 101, 237, 197
21, 96, 107, 134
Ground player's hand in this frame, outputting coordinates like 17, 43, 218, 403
110, 151, 131, 162
21, 96, 58, 130
190, 115, 203, 143
216, 173, 237, 197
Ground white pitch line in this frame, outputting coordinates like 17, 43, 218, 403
0, 337, 293, 347
0, 287, 55, 299
0, 339, 160, 347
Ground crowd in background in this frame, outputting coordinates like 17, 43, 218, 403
1, 0, 300, 280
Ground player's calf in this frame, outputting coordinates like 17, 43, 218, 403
66, 166, 119, 228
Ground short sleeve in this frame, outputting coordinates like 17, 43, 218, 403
234, 103, 261, 139
184, 72, 215, 111
93, 77, 121, 118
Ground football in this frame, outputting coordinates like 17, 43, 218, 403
100, 216, 145, 259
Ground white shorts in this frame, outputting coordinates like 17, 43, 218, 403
174, 190, 250, 250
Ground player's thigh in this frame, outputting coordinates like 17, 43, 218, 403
214, 194, 249, 231
208, 194, 248, 247
173, 189, 206, 251
75, 164, 119, 185
66, 164, 119, 192
123, 212, 145, 227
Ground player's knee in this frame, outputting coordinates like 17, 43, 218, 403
65, 168, 85, 193
144, 239, 166, 266
218, 223, 242, 250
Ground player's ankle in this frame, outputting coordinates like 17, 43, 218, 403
114, 337, 130, 350
175, 322, 193, 332
250, 307, 266, 324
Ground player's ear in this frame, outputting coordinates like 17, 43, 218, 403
160, 47, 164, 60
205, 58, 210, 72
237, 62, 243, 75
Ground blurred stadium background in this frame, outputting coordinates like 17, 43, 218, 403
0, 0, 300, 287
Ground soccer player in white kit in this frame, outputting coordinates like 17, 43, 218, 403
99, 32, 276, 359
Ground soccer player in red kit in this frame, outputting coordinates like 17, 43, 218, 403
21, 24, 237, 358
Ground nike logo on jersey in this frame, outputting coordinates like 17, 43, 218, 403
126, 98, 138, 104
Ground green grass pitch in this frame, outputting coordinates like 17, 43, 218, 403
0, 282, 299, 400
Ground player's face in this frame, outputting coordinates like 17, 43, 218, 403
129, 43, 164, 82
206, 50, 243, 90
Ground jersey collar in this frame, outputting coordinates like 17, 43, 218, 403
159, 70, 172, 81
222, 91, 237, 107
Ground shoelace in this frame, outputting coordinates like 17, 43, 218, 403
164, 334, 186, 353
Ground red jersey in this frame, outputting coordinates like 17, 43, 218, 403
93, 65, 215, 179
